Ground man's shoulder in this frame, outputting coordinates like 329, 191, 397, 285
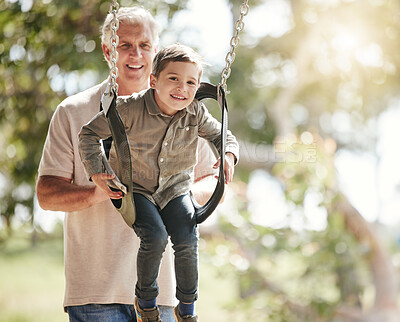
59, 82, 106, 111
51, 82, 108, 125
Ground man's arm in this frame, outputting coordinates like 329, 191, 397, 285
36, 175, 109, 212
191, 174, 224, 206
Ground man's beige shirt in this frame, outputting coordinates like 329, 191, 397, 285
38, 82, 216, 309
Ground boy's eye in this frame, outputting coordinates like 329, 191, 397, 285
188, 81, 196, 86
169, 77, 178, 81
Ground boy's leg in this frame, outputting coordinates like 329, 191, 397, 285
132, 193, 169, 301
160, 194, 199, 305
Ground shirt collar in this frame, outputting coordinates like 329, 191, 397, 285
185, 101, 197, 115
144, 89, 163, 116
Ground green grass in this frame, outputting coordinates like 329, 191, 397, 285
0, 232, 67, 322
0, 232, 239, 322
197, 255, 238, 321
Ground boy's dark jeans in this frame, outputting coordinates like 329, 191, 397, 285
132, 193, 199, 304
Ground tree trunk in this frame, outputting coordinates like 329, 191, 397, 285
336, 194, 400, 322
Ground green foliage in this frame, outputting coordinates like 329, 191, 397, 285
0, 0, 187, 231
213, 204, 369, 319
207, 135, 376, 319
0, 0, 108, 230
226, 0, 400, 150
224, 45, 277, 144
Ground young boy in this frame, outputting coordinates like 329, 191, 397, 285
78, 44, 239, 321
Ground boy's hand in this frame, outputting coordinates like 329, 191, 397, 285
91, 173, 124, 199
213, 152, 236, 184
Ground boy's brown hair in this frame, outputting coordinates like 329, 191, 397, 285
152, 43, 203, 79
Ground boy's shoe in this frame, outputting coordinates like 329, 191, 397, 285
173, 305, 199, 321
134, 297, 161, 322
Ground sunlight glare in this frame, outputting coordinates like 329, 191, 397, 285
34, 198, 64, 233
167, 0, 232, 68
245, 0, 294, 42
328, 24, 385, 70
335, 150, 379, 222
247, 170, 288, 229
355, 43, 383, 67
376, 104, 400, 225
331, 32, 358, 53
330, 31, 360, 72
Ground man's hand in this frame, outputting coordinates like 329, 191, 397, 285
91, 173, 124, 199
213, 152, 236, 184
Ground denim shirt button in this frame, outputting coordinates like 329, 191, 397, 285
160, 157, 164, 163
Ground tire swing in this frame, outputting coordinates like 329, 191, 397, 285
100, 0, 249, 228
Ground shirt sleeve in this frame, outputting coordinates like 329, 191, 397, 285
38, 105, 74, 179
78, 111, 112, 179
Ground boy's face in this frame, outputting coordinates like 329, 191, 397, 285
150, 61, 200, 116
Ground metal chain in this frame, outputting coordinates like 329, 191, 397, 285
107, 0, 247, 95
220, 0, 249, 93
109, 0, 120, 95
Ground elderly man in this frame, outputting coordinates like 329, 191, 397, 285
36, 7, 218, 322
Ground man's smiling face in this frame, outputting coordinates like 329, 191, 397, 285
103, 22, 157, 95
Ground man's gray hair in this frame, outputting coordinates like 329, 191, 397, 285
101, 7, 160, 48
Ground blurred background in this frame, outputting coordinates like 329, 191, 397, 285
1, 0, 400, 321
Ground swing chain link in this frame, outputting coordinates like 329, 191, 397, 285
109, 0, 120, 95
220, 0, 249, 94
107, 0, 247, 95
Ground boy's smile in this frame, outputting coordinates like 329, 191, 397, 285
150, 61, 201, 116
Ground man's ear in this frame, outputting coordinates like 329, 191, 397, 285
149, 74, 157, 89
102, 44, 111, 62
